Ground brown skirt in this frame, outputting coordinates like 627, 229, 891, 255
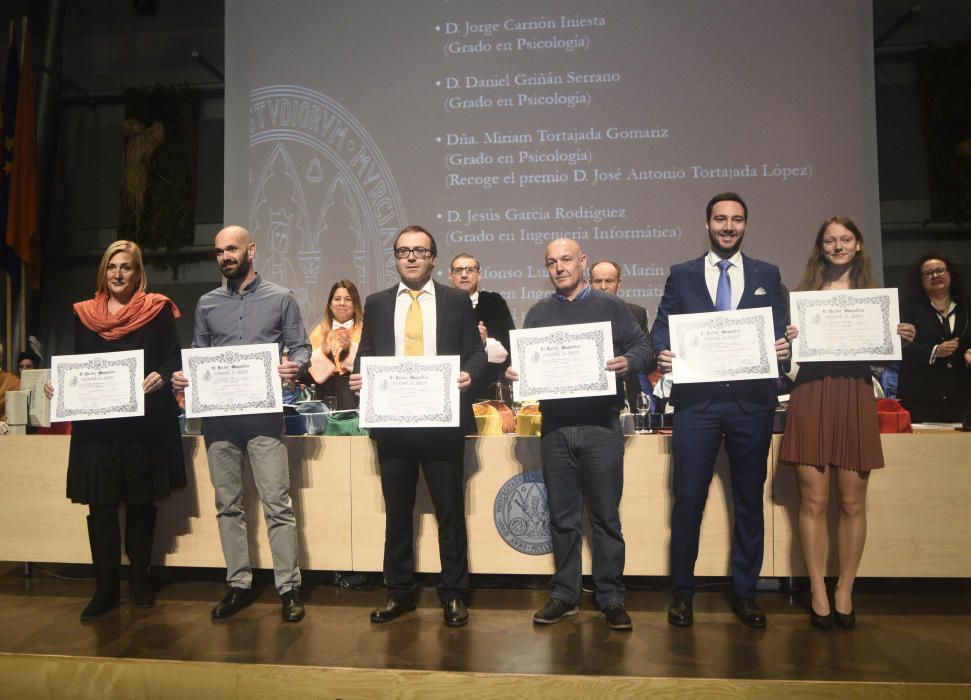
779, 364, 884, 472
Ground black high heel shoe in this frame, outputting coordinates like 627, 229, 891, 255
834, 609, 856, 629
811, 608, 834, 631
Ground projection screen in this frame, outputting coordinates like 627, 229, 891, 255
225, 0, 879, 328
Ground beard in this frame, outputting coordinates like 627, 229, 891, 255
221, 255, 251, 281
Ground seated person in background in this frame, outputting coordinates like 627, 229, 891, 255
898, 253, 971, 422
0, 342, 20, 421
308, 279, 364, 410
449, 253, 515, 402
590, 259, 655, 410
17, 350, 41, 376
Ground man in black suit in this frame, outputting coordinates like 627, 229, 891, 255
449, 252, 516, 402
590, 259, 653, 410
650, 193, 790, 629
350, 226, 486, 627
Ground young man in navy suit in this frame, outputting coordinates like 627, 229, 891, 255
350, 226, 486, 627
650, 193, 790, 628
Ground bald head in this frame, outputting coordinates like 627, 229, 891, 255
215, 225, 253, 248
214, 225, 256, 285
544, 238, 587, 299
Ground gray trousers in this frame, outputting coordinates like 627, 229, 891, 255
206, 435, 301, 593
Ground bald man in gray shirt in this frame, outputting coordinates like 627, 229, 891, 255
173, 225, 310, 622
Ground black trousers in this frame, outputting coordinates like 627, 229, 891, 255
375, 428, 468, 603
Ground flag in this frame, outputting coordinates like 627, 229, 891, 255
5, 21, 40, 289
0, 24, 19, 282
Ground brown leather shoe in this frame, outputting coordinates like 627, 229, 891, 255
370, 596, 416, 623
443, 599, 468, 627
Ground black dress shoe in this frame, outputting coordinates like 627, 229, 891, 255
281, 587, 305, 622
211, 586, 252, 619
667, 591, 693, 627
834, 609, 856, 629
811, 608, 833, 631
732, 597, 766, 628
370, 596, 416, 623
443, 599, 469, 627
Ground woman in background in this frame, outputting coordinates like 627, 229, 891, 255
46, 240, 185, 621
779, 217, 915, 630
308, 279, 364, 409
898, 253, 971, 423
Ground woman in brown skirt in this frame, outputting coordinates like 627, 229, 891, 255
780, 217, 915, 630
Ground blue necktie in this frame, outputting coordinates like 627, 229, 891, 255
715, 260, 732, 311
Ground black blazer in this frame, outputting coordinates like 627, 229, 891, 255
472, 290, 515, 400
898, 297, 971, 422
356, 281, 487, 436
623, 302, 650, 408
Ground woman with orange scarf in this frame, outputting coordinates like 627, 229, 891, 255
307, 279, 364, 410
47, 240, 185, 621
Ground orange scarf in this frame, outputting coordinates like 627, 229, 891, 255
74, 291, 181, 340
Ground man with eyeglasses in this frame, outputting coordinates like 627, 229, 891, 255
449, 253, 515, 401
350, 225, 486, 627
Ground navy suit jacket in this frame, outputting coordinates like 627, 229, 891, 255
650, 253, 787, 411
355, 280, 487, 436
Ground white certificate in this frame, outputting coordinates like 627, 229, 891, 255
51, 350, 145, 422
19, 369, 51, 427
510, 321, 615, 402
182, 343, 283, 418
670, 308, 778, 384
359, 355, 460, 428
791, 288, 901, 362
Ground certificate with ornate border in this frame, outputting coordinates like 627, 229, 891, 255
51, 350, 144, 422
670, 308, 778, 384
510, 321, 615, 402
359, 356, 460, 428
182, 343, 283, 418
791, 288, 901, 362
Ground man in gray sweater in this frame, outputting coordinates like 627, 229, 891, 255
506, 238, 653, 630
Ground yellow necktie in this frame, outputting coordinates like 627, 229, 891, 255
405, 290, 424, 355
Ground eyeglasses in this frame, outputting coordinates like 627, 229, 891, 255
921, 267, 948, 279
450, 266, 479, 274
393, 247, 433, 259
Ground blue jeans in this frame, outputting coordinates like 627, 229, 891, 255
540, 417, 625, 608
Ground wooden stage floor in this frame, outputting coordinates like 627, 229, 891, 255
1, 562, 969, 698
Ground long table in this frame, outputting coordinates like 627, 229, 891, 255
0, 433, 967, 576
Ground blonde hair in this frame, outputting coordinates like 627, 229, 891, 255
795, 216, 875, 291
96, 240, 147, 295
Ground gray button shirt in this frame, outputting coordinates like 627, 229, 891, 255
192, 273, 311, 443
191, 273, 311, 369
